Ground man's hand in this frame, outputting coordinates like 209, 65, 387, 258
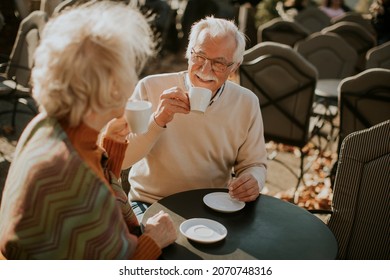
154, 87, 190, 127
228, 173, 261, 202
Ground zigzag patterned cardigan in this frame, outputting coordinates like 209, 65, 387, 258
0, 114, 160, 259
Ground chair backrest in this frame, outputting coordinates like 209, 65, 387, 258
140, 0, 178, 54
13, 0, 32, 19
6, 10, 48, 87
322, 21, 377, 73
238, 4, 257, 49
338, 68, 390, 151
52, 0, 78, 16
0, 11, 4, 32
240, 42, 317, 147
328, 119, 390, 259
295, 32, 358, 79
294, 6, 331, 34
257, 17, 309, 47
331, 11, 376, 36
180, 0, 219, 47
365, 41, 390, 69
40, 0, 63, 17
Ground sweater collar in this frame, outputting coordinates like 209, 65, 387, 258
60, 120, 100, 151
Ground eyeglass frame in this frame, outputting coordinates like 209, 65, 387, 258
190, 48, 235, 73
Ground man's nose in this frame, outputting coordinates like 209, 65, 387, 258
201, 59, 213, 73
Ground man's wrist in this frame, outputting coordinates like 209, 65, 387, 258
153, 113, 167, 128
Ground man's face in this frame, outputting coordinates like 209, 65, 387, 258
188, 30, 237, 95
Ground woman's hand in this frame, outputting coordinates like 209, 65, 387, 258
143, 210, 177, 249
104, 117, 130, 143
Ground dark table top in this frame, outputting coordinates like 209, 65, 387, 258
142, 188, 338, 260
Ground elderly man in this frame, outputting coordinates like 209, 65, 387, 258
123, 16, 267, 216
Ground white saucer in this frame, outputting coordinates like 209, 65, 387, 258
203, 192, 245, 213
180, 218, 227, 244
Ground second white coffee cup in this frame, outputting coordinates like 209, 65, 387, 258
125, 100, 152, 134
189, 87, 212, 113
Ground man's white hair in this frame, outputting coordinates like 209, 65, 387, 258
185, 16, 246, 64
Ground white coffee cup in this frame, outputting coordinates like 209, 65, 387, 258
125, 100, 152, 134
189, 87, 212, 113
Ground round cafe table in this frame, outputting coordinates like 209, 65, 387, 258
141, 188, 338, 260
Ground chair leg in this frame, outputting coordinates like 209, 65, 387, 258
310, 116, 326, 154
268, 150, 300, 179
310, 98, 339, 153
1, 97, 38, 135
11, 98, 19, 131
293, 150, 305, 204
268, 147, 308, 204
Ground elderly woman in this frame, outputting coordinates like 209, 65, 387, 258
0, 1, 176, 260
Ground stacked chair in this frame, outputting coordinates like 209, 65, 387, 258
365, 41, 390, 69
337, 68, 390, 154
322, 21, 377, 73
331, 11, 376, 36
295, 32, 358, 152
257, 17, 310, 47
0, 10, 48, 134
326, 68, 390, 185
293, 6, 330, 34
240, 42, 317, 198
40, 0, 63, 17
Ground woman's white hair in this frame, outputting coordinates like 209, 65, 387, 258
185, 16, 246, 65
32, 1, 155, 126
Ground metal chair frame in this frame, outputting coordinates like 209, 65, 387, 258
312, 120, 390, 259
240, 52, 317, 196
0, 10, 47, 134
338, 86, 390, 153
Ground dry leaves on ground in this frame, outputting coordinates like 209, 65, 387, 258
268, 142, 337, 211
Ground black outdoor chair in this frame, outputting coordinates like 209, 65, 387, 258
0, 10, 47, 134
295, 32, 358, 152
311, 120, 390, 259
322, 21, 377, 73
240, 42, 317, 198
326, 68, 390, 183
293, 6, 330, 34
257, 17, 309, 47
338, 68, 390, 156
365, 40, 390, 69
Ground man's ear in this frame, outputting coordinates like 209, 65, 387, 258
228, 63, 241, 83
232, 63, 241, 73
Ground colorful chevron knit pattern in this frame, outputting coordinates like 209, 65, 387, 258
0, 117, 137, 259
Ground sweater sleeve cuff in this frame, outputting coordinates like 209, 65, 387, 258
239, 166, 267, 192
103, 137, 128, 178
130, 234, 162, 260
150, 113, 167, 132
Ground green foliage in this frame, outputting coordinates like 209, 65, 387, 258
255, 0, 281, 28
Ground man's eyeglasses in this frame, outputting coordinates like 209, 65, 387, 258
190, 48, 235, 73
